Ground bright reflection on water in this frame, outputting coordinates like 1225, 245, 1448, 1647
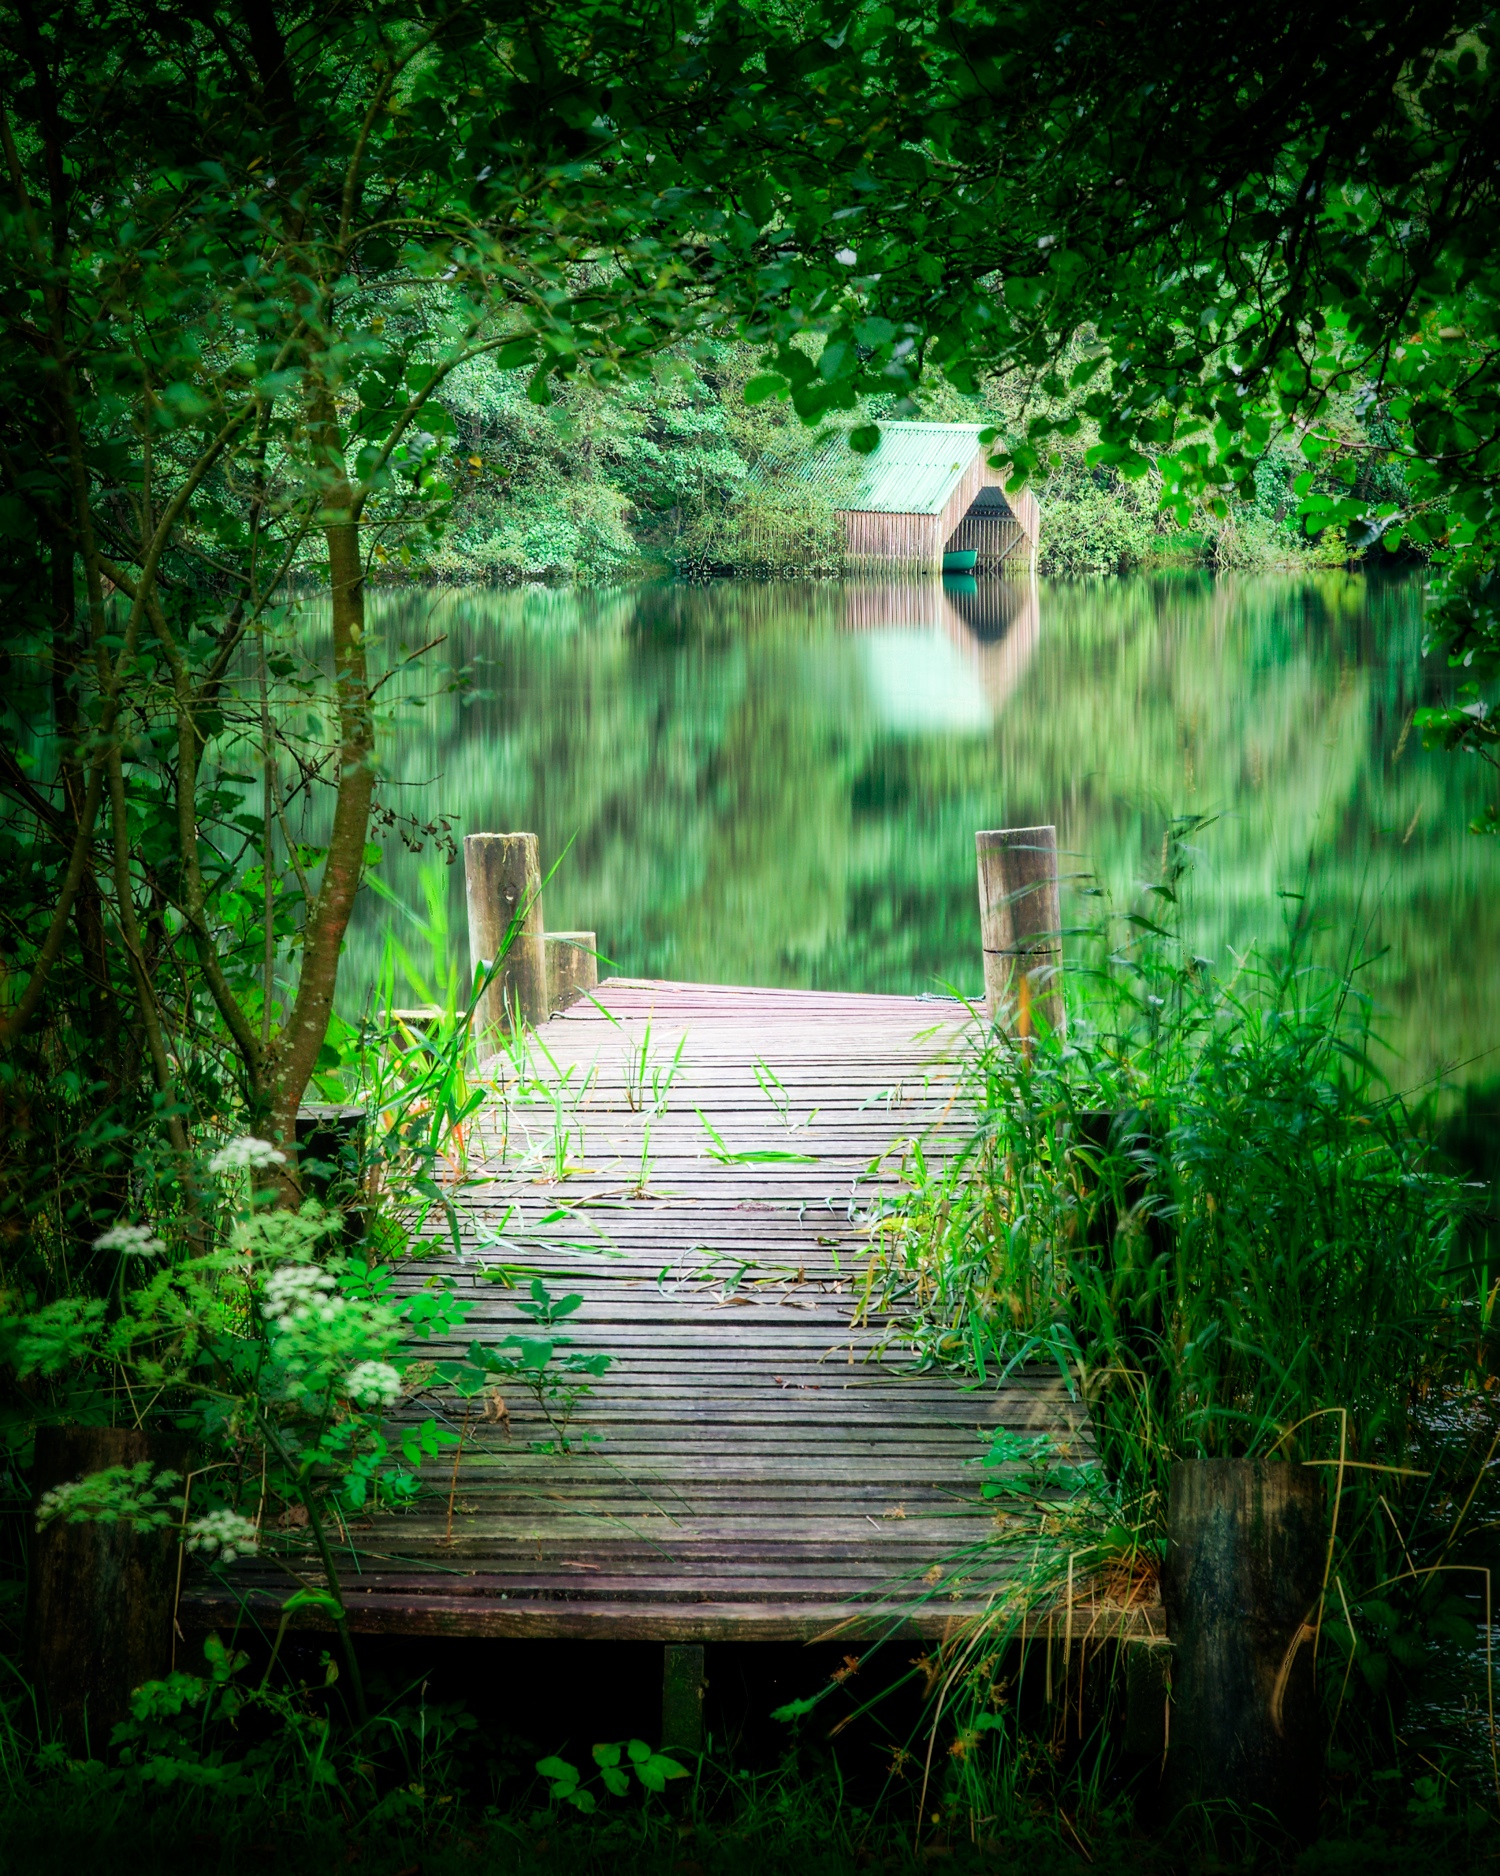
350, 571, 1500, 1090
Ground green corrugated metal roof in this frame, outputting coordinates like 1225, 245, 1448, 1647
797, 422, 987, 515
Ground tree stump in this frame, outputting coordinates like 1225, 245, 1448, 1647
26, 1426, 189, 1753
295, 1102, 367, 1240
1164, 1458, 1324, 1839
464, 832, 547, 1037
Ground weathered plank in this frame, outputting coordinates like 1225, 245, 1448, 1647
186, 979, 1112, 1642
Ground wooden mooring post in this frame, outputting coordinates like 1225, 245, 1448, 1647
26, 1426, 189, 1751
1164, 1459, 1324, 1839
975, 825, 1065, 1039
545, 931, 598, 1015
464, 832, 548, 1037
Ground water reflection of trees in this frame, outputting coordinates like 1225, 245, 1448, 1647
346, 574, 1497, 1088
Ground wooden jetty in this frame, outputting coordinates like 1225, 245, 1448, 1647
188, 981, 1094, 1645
187, 830, 1161, 1663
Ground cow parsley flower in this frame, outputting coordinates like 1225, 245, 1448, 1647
209, 1136, 287, 1175
345, 1360, 402, 1407
184, 1510, 259, 1562
94, 1223, 166, 1257
261, 1264, 340, 1323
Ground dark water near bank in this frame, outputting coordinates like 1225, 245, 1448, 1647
350, 571, 1499, 1092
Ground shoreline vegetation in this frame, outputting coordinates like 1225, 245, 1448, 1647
353, 342, 1420, 587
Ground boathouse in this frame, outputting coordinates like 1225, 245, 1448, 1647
802, 421, 1040, 573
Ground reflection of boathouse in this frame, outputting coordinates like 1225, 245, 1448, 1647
801, 422, 1040, 573
842, 577, 1040, 722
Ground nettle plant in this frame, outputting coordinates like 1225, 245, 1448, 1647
5, 1135, 473, 1720
440, 1277, 610, 1456
537, 1739, 688, 1813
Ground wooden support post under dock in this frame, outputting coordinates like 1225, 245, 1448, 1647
661, 1642, 706, 1756
976, 825, 1065, 1040
464, 832, 547, 1036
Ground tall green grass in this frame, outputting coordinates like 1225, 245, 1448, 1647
863, 823, 1499, 1839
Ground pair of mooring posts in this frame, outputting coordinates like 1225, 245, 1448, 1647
978, 824, 1324, 1838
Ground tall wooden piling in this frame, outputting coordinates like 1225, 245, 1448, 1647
26, 1426, 189, 1750
1164, 1459, 1324, 1839
976, 825, 1065, 1039
545, 931, 598, 1015
464, 833, 547, 1036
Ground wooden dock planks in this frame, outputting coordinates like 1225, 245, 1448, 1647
188, 980, 1089, 1641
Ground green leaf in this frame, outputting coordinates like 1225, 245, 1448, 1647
636, 1753, 688, 1791
591, 1741, 622, 1768
536, 1754, 578, 1790
849, 423, 880, 454
433, 1361, 490, 1397
744, 373, 788, 406
493, 338, 538, 371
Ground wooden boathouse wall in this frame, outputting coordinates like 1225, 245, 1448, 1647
837, 455, 1041, 574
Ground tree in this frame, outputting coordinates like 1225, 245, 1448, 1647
0, 0, 792, 1213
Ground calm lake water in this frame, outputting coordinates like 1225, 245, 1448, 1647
350, 571, 1500, 1093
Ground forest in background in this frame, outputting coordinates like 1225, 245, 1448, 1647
400, 339, 1413, 583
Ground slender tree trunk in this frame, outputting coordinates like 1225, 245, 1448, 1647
265, 483, 375, 1159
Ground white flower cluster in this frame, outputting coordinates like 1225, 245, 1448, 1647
209, 1136, 287, 1175
94, 1223, 165, 1257
34, 1462, 181, 1532
260, 1263, 343, 1325
184, 1510, 259, 1562
344, 1360, 402, 1407
35, 1481, 88, 1528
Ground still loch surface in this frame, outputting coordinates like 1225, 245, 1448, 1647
351, 571, 1499, 1092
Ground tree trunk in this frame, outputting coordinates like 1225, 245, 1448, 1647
26, 1426, 190, 1753
267, 501, 375, 1155
1164, 1458, 1324, 1840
